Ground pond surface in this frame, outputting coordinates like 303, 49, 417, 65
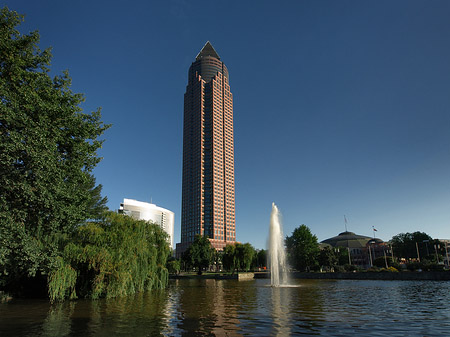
1, 278, 450, 336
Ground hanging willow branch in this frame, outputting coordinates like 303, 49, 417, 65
48, 211, 171, 302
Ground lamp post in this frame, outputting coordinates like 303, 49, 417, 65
384, 249, 388, 269
347, 247, 351, 266
390, 244, 395, 261
434, 244, 440, 263
416, 241, 420, 262
445, 242, 449, 269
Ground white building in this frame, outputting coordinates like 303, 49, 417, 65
119, 198, 175, 249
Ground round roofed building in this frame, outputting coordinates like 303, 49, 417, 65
321, 231, 387, 268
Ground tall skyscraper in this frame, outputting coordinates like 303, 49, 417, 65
177, 42, 235, 255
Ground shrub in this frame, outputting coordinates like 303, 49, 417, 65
387, 266, 399, 272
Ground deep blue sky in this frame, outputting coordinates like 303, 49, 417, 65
8, 1, 450, 249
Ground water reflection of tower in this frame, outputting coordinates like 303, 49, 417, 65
176, 42, 236, 256
176, 280, 240, 335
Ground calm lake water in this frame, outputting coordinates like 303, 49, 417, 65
1, 278, 449, 336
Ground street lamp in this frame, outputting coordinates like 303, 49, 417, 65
445, 242, 450, 269
434, 244, 440, 263
383, 248, 389, 269
416, 241, 420, 262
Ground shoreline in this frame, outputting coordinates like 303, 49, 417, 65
170, 271, 450, 281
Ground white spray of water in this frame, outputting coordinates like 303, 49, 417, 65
269, 203, 288, 286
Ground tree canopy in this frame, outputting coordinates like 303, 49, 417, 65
318, 246, 338, 270
48, 212, 170, 302
285, 225, 320, 271
182, 235, 215, 274
391, 232, 436, 261
0, 7, 109, 294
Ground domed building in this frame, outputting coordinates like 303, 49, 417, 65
321, 231, 388, 268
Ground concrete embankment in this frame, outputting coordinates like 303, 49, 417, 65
254, 271, 450, 281
171, 271, 450, 281
170, 272, 255, 280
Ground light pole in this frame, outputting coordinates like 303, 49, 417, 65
434, 244, 440, 263
445, 242, 449, 269
416, 241, 420, 262
390, 244, 395, 261
384, 248, 388, 269
347, 247, 352, 266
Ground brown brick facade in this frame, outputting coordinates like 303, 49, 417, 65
177, 42, 235, 255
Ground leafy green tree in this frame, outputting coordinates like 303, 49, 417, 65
255, 249, 267, 269
222, 243, 256, 273
48, 212, 170, 301
318, 247, 338, 270
285, 225, 320, 271
335, 247, 350, 266
373, 256, 401, 269
236, 243, 255, 272
0, 7, 109, 293
166, 257, 181, 275
212, 249, 222, 272
183, 235, 214, 275
391, 232, 433, 261
222, 244, 237, 274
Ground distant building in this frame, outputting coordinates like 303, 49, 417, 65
119, 198, 174, 249
177, 41, 236, 256
321, 231, 388, 268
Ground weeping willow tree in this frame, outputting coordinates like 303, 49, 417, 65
48, 212, 171, 302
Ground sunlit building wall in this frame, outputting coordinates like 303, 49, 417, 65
119, 198, 174, 249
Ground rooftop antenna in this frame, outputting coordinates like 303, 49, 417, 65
344, 215, 348, 232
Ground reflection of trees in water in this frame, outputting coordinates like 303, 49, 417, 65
40, 290, 172, 336
5, 280, 450, 335
101, 290, 171, 335
176, 279, 241, 335
175, 279, 328, 335
41, 302, 75, 336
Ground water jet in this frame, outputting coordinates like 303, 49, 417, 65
269, 203, 288, 286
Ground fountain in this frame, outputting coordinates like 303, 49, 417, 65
269, 203, 288, 286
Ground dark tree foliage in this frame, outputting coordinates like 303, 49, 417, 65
236, 242, 255, 272
166, 257, 181, 275
336, 247, 350, 266
183, 235, 215, 274
285, 225, 320, 271
0, 7, 109, 293
255, 249, 267, 269
222, 244, 237, 274
373, 256, 400, 269
391, 232, 434, 260
318, 247, 338, 269
222, 242, 256, 273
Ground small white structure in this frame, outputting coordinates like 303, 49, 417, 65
119, 198, 175, 249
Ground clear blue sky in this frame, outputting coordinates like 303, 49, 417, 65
8, 0, 450, 249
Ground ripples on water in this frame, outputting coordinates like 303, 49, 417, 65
1, 279, 450, 336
